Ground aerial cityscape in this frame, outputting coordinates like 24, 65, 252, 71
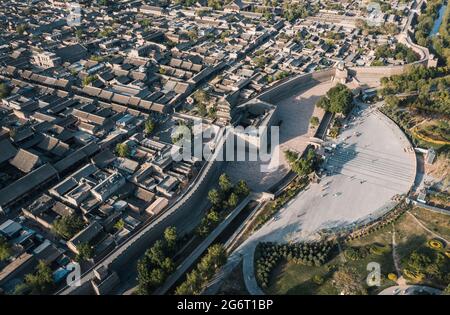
0, 0, 449, 298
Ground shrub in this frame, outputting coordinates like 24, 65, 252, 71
403, 268, 425, 282
344, 247, 367, 261
387, 273, 398, 281
310, 116, 320, 127
428, 239, 444, 250
312, 274, 324, 285
369, 244, 389, 255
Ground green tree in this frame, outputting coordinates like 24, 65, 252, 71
193, 89, 209, 105
160, 257, 175, 273
207, 189, 221, 206
444, 283, 450, 295
75, 29, 83, 39
148, 268, 166, 287
76, 242, 93, 262
174, 244, 226, 295
218, 173, 232, 193
163, 226, 177, 250
52, 214, 85, 240
136, 257, 152, 294
16, 23, 29, 35
196, 210, 220, 237
144, 119, 155, 135
114, 219, 125, 231
13, 282, 31, 295
0, 236, 11, 261
234, 180, 250, 197
147, 240, 166, 267
174, 269, 202, 295
284, 149, 316, 176
227, 192, 239, 208
206, 210, 220, 224
116, 142, 130, 157
310, 116, 319, 127
207, 0, 223, 10
317, 83, 353, 115
0, 83, 11, 99
82, 75, 96, 86
385, 95, 400, 107
24, 260, 54, 294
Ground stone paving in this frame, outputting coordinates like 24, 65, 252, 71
225, 102, 417, 295
225, 81, 333, 192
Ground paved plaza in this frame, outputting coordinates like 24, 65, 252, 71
252, 103, 416, 241
218, 101, 417, 295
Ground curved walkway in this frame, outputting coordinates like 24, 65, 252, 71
407, 211, 450, 244
379, 285, 442, 295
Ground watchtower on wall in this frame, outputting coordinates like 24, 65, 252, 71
334, 61, 348, 84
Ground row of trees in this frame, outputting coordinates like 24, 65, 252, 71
411, 0, 450, 67
343, 244, 389, 261
136, 226, 178, 294
414, 0, 443, 48
14, 260, 54, 295
379, 65, 450, 116
317, 83, 354, 115
207, 174, 250, 209
433, 4, 450, 67
174, 243, 227, 294
255, 241, 334, 288
379, 65, 447, 94
199, 174, 250, 237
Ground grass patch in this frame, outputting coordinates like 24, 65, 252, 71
265, 207, 450, 294
409, 207, 450, 239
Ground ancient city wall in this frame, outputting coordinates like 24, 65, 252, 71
258, 68, 337, 104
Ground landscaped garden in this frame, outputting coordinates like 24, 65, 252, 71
261, 205, 450, 295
